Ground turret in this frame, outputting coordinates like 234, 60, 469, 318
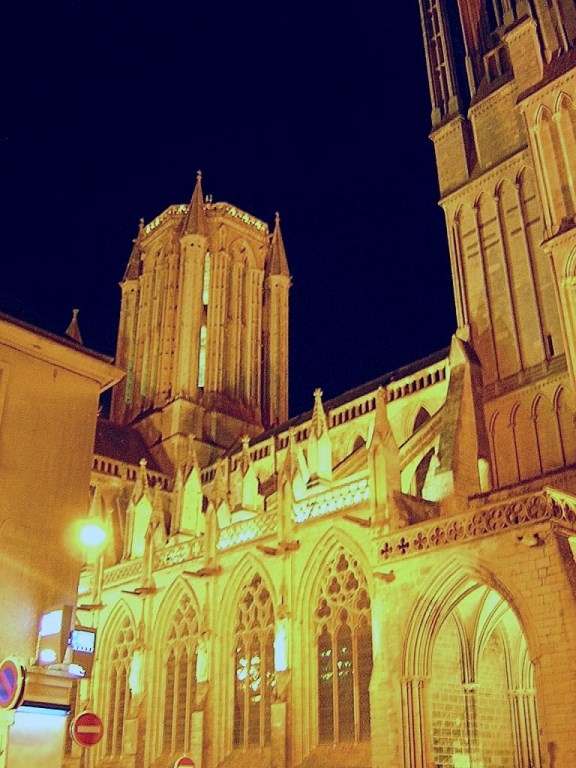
263, 212, 291, 428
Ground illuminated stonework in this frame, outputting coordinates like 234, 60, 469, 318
71, 5, 576, 768
293, 478, 370, 523
378, 489, 576, 563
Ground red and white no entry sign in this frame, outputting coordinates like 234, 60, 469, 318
0, 656, 26, 711
174, 757, 195, 767
70, 710, 104, 747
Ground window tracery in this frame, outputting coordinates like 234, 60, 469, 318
103, 614, 136, 757
161, 592, 199, 755
315, 550, 372, 744
233, 573, 275, 749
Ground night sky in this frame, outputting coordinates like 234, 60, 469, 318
1, 4, 456, 418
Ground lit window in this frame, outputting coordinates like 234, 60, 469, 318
197, 326, 207, 388
104, 616, 135, 757
233, 574, 275, 749
162, 594, 199, 755
202, 253, 211, 305
315, 551, 372, 743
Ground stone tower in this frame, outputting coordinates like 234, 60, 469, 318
110, 172, 290, 470
418, 0, 576, 487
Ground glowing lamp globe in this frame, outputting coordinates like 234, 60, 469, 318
79, 522, 107, 549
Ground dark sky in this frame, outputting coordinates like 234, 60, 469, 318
1, 3, 456, 418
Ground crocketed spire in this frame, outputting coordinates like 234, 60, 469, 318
266, 211, 289, 277
182, 170, 208, 236
310, 387, 329, 437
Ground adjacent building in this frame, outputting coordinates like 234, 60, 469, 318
0, 312, 121, 767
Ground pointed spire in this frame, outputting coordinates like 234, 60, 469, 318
281, 428, 299, 481
369, 387, 395, 449
307, 389, 332, 484
213, 459, 228, 503
123, 219, 144, 281
65, 308, 83, 344
182, 433, 199, 479
133, 458, 150, 504
182, 170, 208, 237
267, 211, 290, 277
240, 435, 252, 475
311, 388, 329, 437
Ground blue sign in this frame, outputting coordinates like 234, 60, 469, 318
0, 656, 26, 710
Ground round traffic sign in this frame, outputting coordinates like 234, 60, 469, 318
0, 656, 26, 710
70, 711, 104, 747
174, 757, 195, 767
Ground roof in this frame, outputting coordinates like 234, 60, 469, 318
94, 418, 163, 472
0, 291, 112, 364
252, 346, 451, 444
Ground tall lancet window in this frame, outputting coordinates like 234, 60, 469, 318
104, 615, 136, 757
233, 573, 275, 749
197, 326, 207, 388
424, 0, 451, 117
315, 550, 372, 744
202, 252, 211, 305
162, 593, 199, 755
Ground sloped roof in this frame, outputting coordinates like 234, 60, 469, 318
94, 418, 162, 472
253, 345, 451, 443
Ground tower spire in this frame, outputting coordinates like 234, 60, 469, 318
182, 170, 208, 236
65, 308, 83, 344
267, 211, 290, 277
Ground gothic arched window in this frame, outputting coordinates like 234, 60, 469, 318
413, 406, 431, 433
233, 573, 275, 749
104, 615, 135, 757
315, 550, 372, 744
162, 593, 199, 755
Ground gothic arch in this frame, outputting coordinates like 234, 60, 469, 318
402, 558, 541, 768
512, 399, 541, 480
533, 391, 564, 473
412, 404, 431, 434
98, 599, 138, 672
220, 553, 279, 623
216, 555, 278, 757
459, 198, 498, 382
564, 244, 576, 277
230, 237, 256, 268
554, 89, 575, 115
402, 557, 535, 678
96, 601, 138, 761
536, 101, 573, 221
296, 529, 374, 617
535, 103, 554, 126
553, 385, 576, 465
344, 431, 367, 459
296, 530, 373, 750
150, 578, 202, 762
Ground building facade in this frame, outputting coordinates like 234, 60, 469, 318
0, 312, 121, 768
69, 2, 576, 767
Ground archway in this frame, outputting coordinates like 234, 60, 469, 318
403, 565, 540, 768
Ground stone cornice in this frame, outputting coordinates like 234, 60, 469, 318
438, 148, 531, 211
377, 488, 576, 564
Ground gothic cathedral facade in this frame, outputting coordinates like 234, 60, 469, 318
68, 2, 576, 767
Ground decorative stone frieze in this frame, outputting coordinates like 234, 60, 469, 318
378, 489, 576, 563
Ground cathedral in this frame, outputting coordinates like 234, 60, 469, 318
64, 2, 576, 767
